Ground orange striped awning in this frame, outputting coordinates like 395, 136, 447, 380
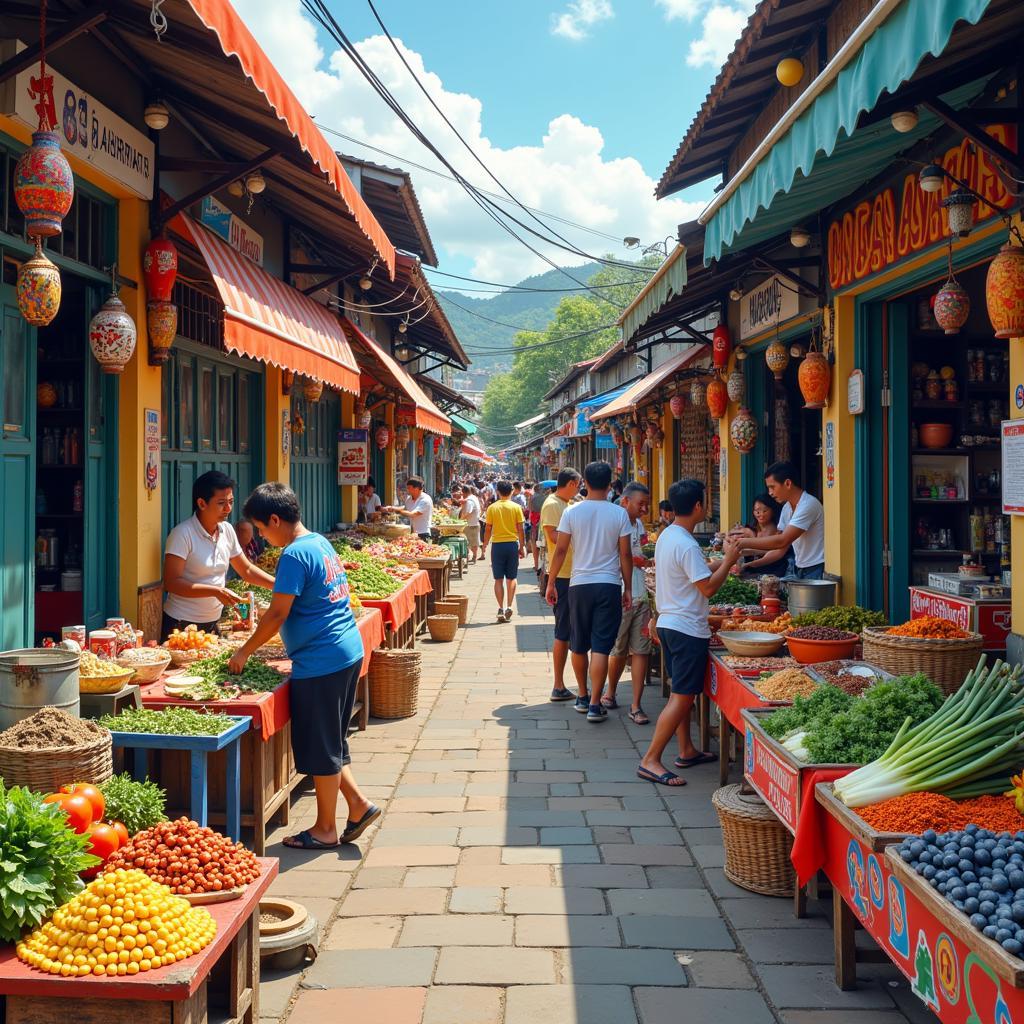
175, 214, 360, 395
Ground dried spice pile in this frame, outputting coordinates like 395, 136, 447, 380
756, 668, 817, 700
810, 661, 884, 696
887, 616, 969, 639
861, 792, 1024, 836
0, 707, 106, 749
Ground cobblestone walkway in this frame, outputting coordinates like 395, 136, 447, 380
262, 563, 936, 1024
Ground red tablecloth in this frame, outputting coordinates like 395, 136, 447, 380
361, 571, 431, 629
706, 655, 786, 731
791, 767, 857, 885
141, 608, 384, 741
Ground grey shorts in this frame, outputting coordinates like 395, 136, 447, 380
611, 602, 653, 657
466, 525, 481, 547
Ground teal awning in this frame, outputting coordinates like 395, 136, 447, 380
620, 245, 687, 342
450, 413, 478, 435
703, 0, 993, 264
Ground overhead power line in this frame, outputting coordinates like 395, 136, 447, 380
423, 266, 638, 294
440, 292, 618, 340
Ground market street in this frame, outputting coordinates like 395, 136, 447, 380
260, 562, 936, 1024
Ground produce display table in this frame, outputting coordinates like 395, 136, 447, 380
417, 554, 452, 612
362, 571, 431, 649
815, 785, 1024, 1018
139, 608, 385, 855
110, 715, 250, 841
0, 857, 277, 1024
437, 535, 468, 578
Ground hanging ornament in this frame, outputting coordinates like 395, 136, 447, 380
712, 323, 731, 369
281, 369, 294, 395
798, 350, 831, 409
730, 407, 758, 454
627, 424, 643, 447
37, 382, 57, 408
375, 425, 391, 449
726, 368, 745, 404
669, 394, 686, 419
735, 348, 748, 361
644, 422, 658, 443
416, 433, 425, 457
933, 241, 970, 335
357, 404, 372, 429
142, 236, 178, 301
303, 378, 323, 402
395, 424, 410, 448
942, 188, 975, 238
690, 378, 706, 409
89, 268, 137, 374
986, 240, 1024, 339
146, 300, 176, 364
765, 340, 790, 380
706, 376, 728, 419
16, 238, 61, 326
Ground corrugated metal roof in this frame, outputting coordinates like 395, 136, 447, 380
619, 246, 688, 343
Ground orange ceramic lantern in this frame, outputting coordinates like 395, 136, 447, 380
303, 379, 324, 402
17, 240, 61, 326
798, 351, 831, 409
147, 300, 177, 364
706, 376, 728, 419
37, 382, 57, 408
765, 340, 790, 380
986, 243, 1024, 339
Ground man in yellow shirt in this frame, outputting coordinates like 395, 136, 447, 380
482, 480, 525, 622
540, 468, 585, 704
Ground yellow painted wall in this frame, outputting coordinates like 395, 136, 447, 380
264, 367, 290, 484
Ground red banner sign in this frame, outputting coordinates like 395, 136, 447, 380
828, 127, 1016, 291
910, 589, 973, 632
744, 727, 799, 831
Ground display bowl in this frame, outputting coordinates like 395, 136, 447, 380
115, 649, 171, 682
717, 631, 786, 657
79, 667, 135, 694
918, 422, 953, 449
785, 634, 859, 664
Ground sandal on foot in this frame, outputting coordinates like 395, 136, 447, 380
601, 696, 619, 709
283, 829, 338, 850
636, 765, 686, 787
628, 707, 650, 725
674, 752, 716, 769
341, 805, 381, 843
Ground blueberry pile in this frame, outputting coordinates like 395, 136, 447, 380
899, 825, 1024, 955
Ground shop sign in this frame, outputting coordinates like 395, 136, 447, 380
824, 421, 836, 488
395, 404, 417, 428
827, 126, 1015, 291
1002, 419, 1024, 515
0, 41, 154, 199
744, 726, 798, 831
738, 275, 799, 340
573, 411, 591, 437
199, 196, 264, 266
910, 588, 972, 632
337, 429, 369, 486
847, 369, 865, 415
144, 409, 159, 494
595, 433, 616, 449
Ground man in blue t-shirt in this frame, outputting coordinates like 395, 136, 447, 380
228, 482, 380, 850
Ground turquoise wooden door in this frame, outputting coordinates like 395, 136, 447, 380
290, 389, 341, 532
0, 283, 36, 649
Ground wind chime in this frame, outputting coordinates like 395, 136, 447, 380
15, 0, 74, 328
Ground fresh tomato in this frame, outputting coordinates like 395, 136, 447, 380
110, 821, 130, 847
61, 783, 104, 823
53, 793, 93, 834
85, 822, 121, 863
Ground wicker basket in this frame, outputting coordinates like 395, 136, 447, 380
80, 668, 136, 694
447, 593, 470, 625
433, 598, 463, 624
434, 523, 466, 537
861, 626, 985, 695
713, 784, 795, 897
427, 614, 459, 642
0, 730, 113, 792
368, 649, 421, 719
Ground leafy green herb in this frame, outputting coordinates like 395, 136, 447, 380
0, 782, 98, 941
226, 578, 273, 605
762, 685, 854, 740
99, 707, 235, 736
99, 774, 167, 835
790, 605, 887, 632
710, 575, 759, 605
191, 650, 284, 693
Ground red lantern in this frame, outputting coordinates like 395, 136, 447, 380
712, 324, 731, 369
706, 377, 728, 419
375, 425, 391, 449
669, 394, 686, 418
142, 237, 178, 302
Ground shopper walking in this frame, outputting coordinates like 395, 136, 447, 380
529, 481, 548, 572
229, 483, 379, 847
482, 480, 526, 622
545, 461, 632, 722
458, 485, 483, 563
539, 469, 583, 702
638, 479, 741, 786
605, 482, 653, 724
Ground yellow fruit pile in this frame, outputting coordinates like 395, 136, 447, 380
17, 868, 216, 977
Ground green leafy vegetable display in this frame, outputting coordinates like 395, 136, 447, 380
762, 685, 854, 740
0, 782, 98, 941
226, 578, 273, 605
99, 707, 235, 736
99, 773, 167, 835
330, 542, 402, 598
710, 575, 759, 605
191, 650, 284, 693
790, 605, 887, 632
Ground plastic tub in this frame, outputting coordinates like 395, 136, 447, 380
785, 634, 859, 664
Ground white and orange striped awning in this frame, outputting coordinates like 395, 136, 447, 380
461, 441, 489, 463
174, 214, 360, 395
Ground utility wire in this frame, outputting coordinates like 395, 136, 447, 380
440, 291, 618, 338
423, 266, 638, 294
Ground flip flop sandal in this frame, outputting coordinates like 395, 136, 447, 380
341, 805, 381, 843
674, 752, 717, 769
628, 707, 650, 725
601, 697, 619, 709
636, 765, 686, 787
282, 829, 338, 850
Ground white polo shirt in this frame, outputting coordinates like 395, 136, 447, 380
404, 492, 434, 534
163, 515, 242, 623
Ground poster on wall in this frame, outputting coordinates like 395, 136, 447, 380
1002, 420, 1024, 515
144, 409, 159, 493
396, 405, 417, 427
338, 429, 369, 486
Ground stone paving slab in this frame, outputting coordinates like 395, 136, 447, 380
504, 984, 638, 1024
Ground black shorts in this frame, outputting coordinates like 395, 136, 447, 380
658, 627, 710, 696
552, 577, 571, 643
490, 541, 520, 580
161, 613, 220, 642
289, 660, 362, 776
568, 582, 622, 656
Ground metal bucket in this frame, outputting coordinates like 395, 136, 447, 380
0, 649, 80, 731
786, 579, 838, 618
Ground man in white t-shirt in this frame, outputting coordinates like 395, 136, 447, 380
638, 478, 741, 787
456, 485, 483, 562
736, 461, 826, 579
545, 462, 632, 723
386, 475, 434, 539
162, 471, 277, 641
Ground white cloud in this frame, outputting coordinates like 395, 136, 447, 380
228, 0, 702, 287
551, 0, 614, 40
655, 0, 702, 20
656, 0, 756, 68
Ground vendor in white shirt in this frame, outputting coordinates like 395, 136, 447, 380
734, 461, 826, 580
358, 478, 382, 522
385, 475, 434, 540
161, 471, 277, 641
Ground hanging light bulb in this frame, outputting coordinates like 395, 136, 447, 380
890, 109, 919, 133
397, 318, 408, 333
244, 170, 266, 195
227, 180, 245, 198
395, 343, 411, 362
143, 101, 170, 130
790, 226, 811, 248
729, 285, 743, 301
776, 56, 804, 87
359, 275, 373, 291
918, 164, 945, 193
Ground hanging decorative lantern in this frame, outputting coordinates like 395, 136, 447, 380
735, 348, 748, 361
644, 422, 658, 443
142, 236, 178, 302
726, 368, 745, 404
669, 394, 686, 419
942, 188, 975, 238
712, 323, 731, 369
690, 378, 706, 409
730, 407, 758, 454
628, 424, 643, 447
706, 376, 728, 419
88, 273, 137, 374
433, 435, 442, 452
798, 350, 831, 409
395, 424, 411, 448
303, 378, 324, 402
37, 382, 58, 408
16, 239, 61, 326
934, 280, 970, 335
146, 300, 177, 364
652, 427, 665, 449
375, 425, 391, 449
14, 131, 74, 238
986, 242, 1024, 339
416, 433, 425, 457
765, 340, 790, 380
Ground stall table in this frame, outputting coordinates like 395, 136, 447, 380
437, 535, 468, 578
362, 571, 431, 648
0, 857, 277, 1024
